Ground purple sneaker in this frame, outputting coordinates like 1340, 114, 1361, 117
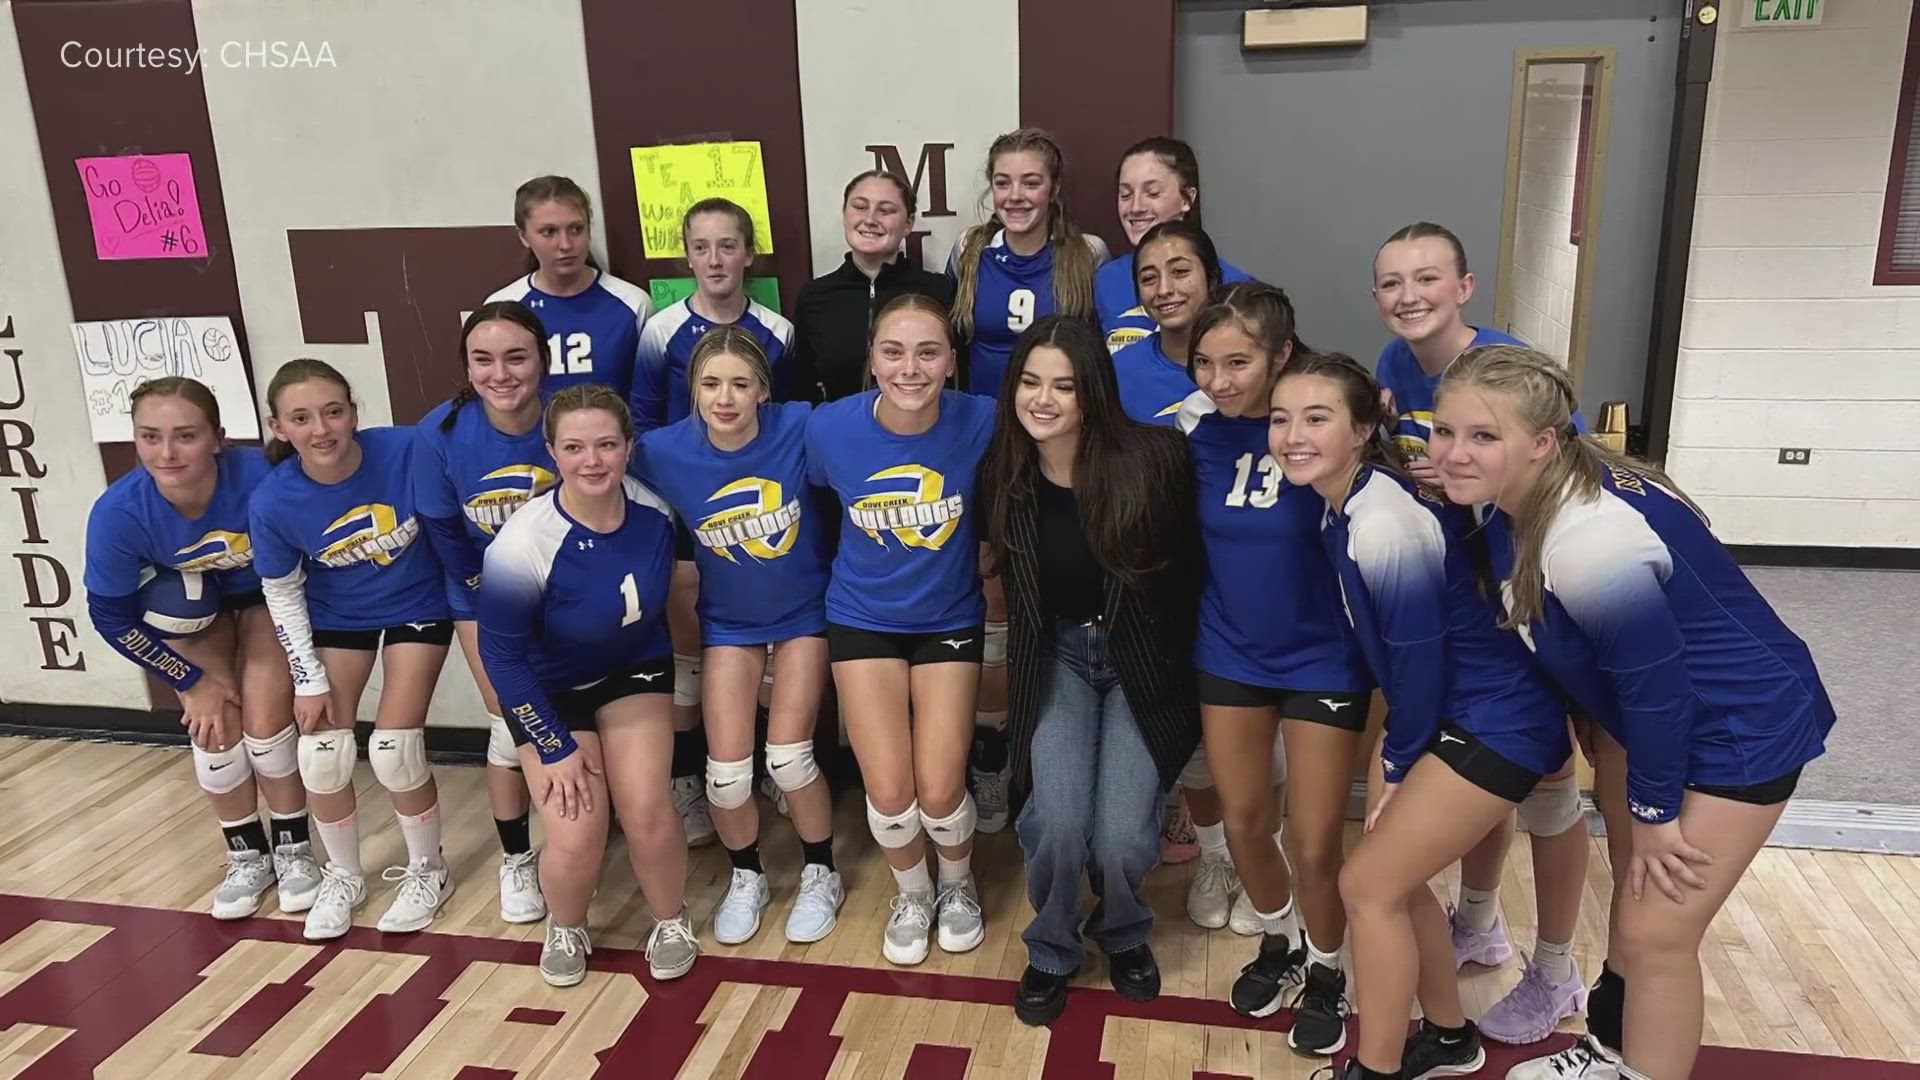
1449, 904, 1513, 969
1480, 957, 1589, 1045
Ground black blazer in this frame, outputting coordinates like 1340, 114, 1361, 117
991, 447, 1205, 794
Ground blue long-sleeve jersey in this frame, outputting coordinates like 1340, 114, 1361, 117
629, 299, 794, 435
485, 271, 653, 398
1375, 326, 1597, 458
1094, 251, 1252, 354
411, 398, 557, 620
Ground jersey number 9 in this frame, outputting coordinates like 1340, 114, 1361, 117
547, 332, 593, 375
1006, 288, 1035, 332
1224, 452, 1282, 509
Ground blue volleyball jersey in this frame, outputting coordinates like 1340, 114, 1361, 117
1481, 468, 1833, 823
486, 271, 653, 398
1326, 467, 1568, 781
951, 230, 1109, 396
476, 478, 676, 763
412, 398, 558, 619
629, 299, 795, 435
248, 426, 449, 631
1112, 334, 1196, 426
1094, 252, 1252, 354
805, 390, 994, 634
1176, 393, 1370, 692
637, 401, 830, 645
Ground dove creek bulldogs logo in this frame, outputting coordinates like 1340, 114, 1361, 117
316, 504, 419, 568
463, 464, 557, 534
172, 529, 253, 573
696, 477, 802, 564
848, 465, 963, 551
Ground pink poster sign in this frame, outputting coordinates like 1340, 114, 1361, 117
75, 153, 208, 260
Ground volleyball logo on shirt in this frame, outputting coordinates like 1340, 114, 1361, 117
696, 477, 801, 564
1393, 411, 1434, 459
317, 504, 420, 568
849, 466, 963, 551
172, 530, 253, 573
463, 465, 557, 534
1106, 316, 1150, 354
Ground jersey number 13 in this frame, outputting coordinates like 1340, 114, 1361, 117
1224, 452, 1282, 509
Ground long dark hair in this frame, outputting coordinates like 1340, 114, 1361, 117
441, 301, 550, 432
513, 175, 604, 275
1133, 220, 1222, 314
1189, 280, 1306, 387
980, 315, 1190, 588
1117, 136, 1204, 230
1273, 350, 1409, 477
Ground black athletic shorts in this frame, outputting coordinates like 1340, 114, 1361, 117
1196, 672, 1372, 731
220, 589, 264, 612
1688, 768, 1801, 807
827, 622, 986, 665
508, 655, 677, 746
312, 619, 456, 651
1432, 725, 1544, 804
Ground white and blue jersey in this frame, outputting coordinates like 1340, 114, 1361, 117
1112, 334, 1195, 426
249, 426, 449, 632
486, 271, 653, 399
805, 390, 994, 634
476, 478, 676, 764
1482, 467, 1834, 823
1177, 392, 1370, 693
1325, 466, 1569, 782
1376, 326, 1588, 457
629, 299, 794, 435
637, 401, 830, 646
412, 398, 558, 620
1094, 252, 1252, 354
84, 447, 273, 690
951, 230, 1108, 396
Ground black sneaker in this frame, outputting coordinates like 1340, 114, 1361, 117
1309, 1061, 1397, 1080
1287, 961, 1351, 1055
1401, 1017, 1486, 1079
1230, 932, 1303, 1019
1014, 965, 1070, 1027
1107, 943, 1160, 1003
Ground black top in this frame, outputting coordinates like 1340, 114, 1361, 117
786, 253, 957, 403
1034, 474, 1105, 623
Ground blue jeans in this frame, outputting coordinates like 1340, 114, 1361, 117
1016, 618, 1165, 976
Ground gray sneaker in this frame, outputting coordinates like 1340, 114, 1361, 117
647, 910, 700, 980
883, 889, 933, 966
212, 850, 276, 920
935, 878, 985, 954
540, 921, 592, 987
785, 863, 845, 944
273, 842, 323, 914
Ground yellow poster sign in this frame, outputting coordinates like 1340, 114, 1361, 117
631, 141, 774, 259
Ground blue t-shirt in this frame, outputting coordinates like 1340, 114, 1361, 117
1095, 252, 1252, 355
1176, 393, 1370, 692
486, 271, 653, 399
476, 478, 677, 763
248, 426, 450, 631
1112, 334, 1195, 427
630, 298, 795, 435
86, 445, 272, 599
805, 390, 994, 634
637, 401, 831, 645
411, 397, 558, 619
1375, 326, 1588, 457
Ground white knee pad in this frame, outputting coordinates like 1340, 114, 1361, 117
193, 742, 252, 795
866, 798, 924, 849
672, 653, 701, 708
241, 725, 299, 779
485, 714, 520, 770
922, 794, 977, 848
765, 739, 820, 792
369, 728, 431, 794
705, 755, 755, 810
983, 621, 1008, 669
1178, 745, 1214, 790
1517, 772, 1584, 836
297, 731, 357, 795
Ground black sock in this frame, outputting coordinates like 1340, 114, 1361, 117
221, 818, 270, 855
268, 811, 310, 848
1424, 1016, 1473, 1039
972, 727, 1007, 772
671, 728, 708, 779
495, 813, 532, 856
1354, 1065, 1401, 1080
1588, 962, 1625, 1051
727, 842, 763, 874
801, 836, 835, 872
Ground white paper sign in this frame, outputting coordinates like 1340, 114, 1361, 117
70, 316, 261, 442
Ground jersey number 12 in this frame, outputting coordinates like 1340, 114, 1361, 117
547, 332, 592, 375
1224, 452, 1282, 509
618, 573, 643, 626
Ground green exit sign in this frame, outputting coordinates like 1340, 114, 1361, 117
1745, 0, 1824, 26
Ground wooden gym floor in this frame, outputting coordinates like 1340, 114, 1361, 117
2, 736, 1918, 1078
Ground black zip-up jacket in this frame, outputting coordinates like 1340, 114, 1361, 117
785, 254, 956, 402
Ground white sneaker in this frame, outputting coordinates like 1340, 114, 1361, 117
377, 858, 453, 932
935, 878, 985, 954
273, 842, 322, 914
671, 775, 717, 846
1228, 889, 1263, 936
211, 850, 276, 920
970, 764, 1010, 833
302, 864, 367, 940
712, 868, 771, 945
499, 849, 545, 924
647, 910, 700, 980
883, 890, 934, 966
1186, 853, 1239, 930
540, 921, 592, 987
785, 863, 844, 943
1506, 1035, 1623, 1079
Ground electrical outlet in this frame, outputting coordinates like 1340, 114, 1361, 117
1777, 448, 1811, 465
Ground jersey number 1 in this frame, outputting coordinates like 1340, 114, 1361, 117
547, 332, 592, 375
1224, 452, 1282, 509
618, 573, 643, 626
1006, 288, 1035, 332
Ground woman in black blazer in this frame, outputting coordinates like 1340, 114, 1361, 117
978, 315, 1204, 1027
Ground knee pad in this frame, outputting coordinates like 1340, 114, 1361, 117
866, 798, 924, 849
765, 739, 820, 792
368, 728, 431, 794
922, 794, 977, 848
983, 621, 1008, 669
241, 725, 298, 780
1517, 772, 1583, 836
485, 714, 520, 770
705, 755, 755, 810
297, 731, 357, 795
193, 742, 252, 795
672, 653, 701, 708
1178, 745, 1214, 790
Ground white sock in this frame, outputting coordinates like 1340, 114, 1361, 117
936, 850, 971, 885
1534, 937, 1576, 982
892, 858, 933, 896
395, 805, 443, 868
1457, 885, 1499, 933
316, 812, 362, 876
1306, 934, 1341, 972
1254, 899, 1299, 945
1195, 821, 1230, 862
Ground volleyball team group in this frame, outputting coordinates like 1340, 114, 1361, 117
83, 128, 1835, 1080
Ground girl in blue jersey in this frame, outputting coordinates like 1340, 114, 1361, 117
477, 385, 698, 986
250, 359, 454, 943
1434, 346, 1833, 1080
84, 377, 320, 921
487, 175, 654, 398
636, 327, 842, 948
1113, 220, 1219, 427
413, 301, 556, 928
1181, 283, 1372, 1050
1096, 137, 1252, 354
804, 293, 995, 967
1270, 353, 1577, 1080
